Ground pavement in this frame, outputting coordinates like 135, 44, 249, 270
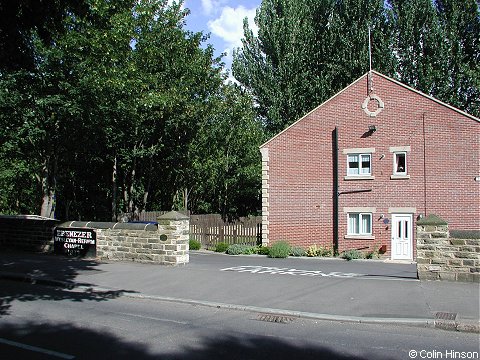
1, 249, 479, 333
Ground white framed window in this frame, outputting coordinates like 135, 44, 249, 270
347, 213, 372, 235
393, 152, 407, 175
389, 146, 411, 180
347, 153, 371, 176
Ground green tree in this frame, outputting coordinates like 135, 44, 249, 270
0, 72, 40, 214
234, 0, 479, 133
0, 0, 263, 220
186, 84, 263, 219
387, 0, 479, 117
233, 0, 392, 135
388, 0, 450, 98
436, 0, 480, 116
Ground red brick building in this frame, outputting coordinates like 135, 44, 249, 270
260, 71, 479, 260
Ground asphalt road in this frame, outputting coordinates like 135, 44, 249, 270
59, 252, 476, 321
0, 280, 479, 360
1, 251, 479, 324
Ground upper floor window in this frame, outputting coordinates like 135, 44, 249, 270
394, 152, 407, 175
390, 146, 411, 180
347, 153, 371, 176
343, 148, 375, 180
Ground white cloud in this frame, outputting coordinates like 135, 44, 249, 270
208, 5, 258, 81
208, 5, 258, 50
201, 0, 214, 15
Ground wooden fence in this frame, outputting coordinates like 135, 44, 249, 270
121, 212, 261, 249
119, 211, 190, 222
189, 214, 262, 249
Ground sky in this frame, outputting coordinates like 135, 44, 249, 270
168, 0, 261, 79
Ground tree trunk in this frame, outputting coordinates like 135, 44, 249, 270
183, 187, 189, 211
40, 191, 55, 218
142, 157, 153, 212
39, 158, 56, 218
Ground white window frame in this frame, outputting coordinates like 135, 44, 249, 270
347, 153, 372, 176
393, 151, 407, 176
389, 146, 411, 180
347, 213, 372, 236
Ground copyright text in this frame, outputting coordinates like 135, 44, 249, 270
409, 350, 479, 359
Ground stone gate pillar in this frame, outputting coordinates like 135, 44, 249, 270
157, 211, 190, 265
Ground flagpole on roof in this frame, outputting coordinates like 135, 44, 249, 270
368, 26, 373, 94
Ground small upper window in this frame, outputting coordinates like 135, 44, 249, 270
390, 146, 410, 179
393, 152, 407, 175
348, 154, 371, 176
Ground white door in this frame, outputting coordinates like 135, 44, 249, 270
391, 214, 413, 260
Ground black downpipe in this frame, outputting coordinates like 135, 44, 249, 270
332, 127, 339, 255
422, 113, 428, 216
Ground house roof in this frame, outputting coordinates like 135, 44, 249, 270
260, 70, 479, 148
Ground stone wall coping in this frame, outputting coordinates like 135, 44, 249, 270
58, 221, 158, 231
450, 230, 480, 239
416, 214, 448, 226
0, 215, 60, 225
157, 211, 190, 221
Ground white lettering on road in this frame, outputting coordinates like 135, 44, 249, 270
220, 266, 362, 278
220, 265, 419, 281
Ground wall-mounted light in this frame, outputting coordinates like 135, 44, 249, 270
368, 125, 377, 133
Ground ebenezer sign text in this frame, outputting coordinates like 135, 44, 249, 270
54, 227, 96, 257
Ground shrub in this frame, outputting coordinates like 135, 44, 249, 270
318, 246, 333, 257
189, 239, 201, 250
306, 245, 332, 257
268, 241, 291, 258
365, 243, 381, 259
215, 242, 229, 253
342, 249, 364, 261
290, 246, 306, 257
226, 244, 257, 255
257, 246, 270, 256
306, 245, 319, 257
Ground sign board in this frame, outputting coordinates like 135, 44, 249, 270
54, 227, 96, 258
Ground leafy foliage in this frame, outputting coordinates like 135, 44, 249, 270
256, 246, 270, 256
189, 239, 201, 250
341, 249, 365, 261
267, 241, 291, 258
214, 242, 229, 253
233, 0, 479, 135
306, 245, 333, 257
233, 0, 393, 135
226, 244, 257, 255
289, 246, 306, 257
0, 0, 263, 220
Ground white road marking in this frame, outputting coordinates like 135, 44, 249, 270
119, 312, 189, 325
221, 265, 418, 281
0, 337, 75, 359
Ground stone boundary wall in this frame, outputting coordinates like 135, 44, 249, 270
0, 211, 189, 265
416, 214, 479, 282
0, 215, 59, 251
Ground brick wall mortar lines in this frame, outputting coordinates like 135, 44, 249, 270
260, 72, 479, 257
260, 147, 270, 245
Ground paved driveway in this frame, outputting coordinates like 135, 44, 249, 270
2, 250, 478, 324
